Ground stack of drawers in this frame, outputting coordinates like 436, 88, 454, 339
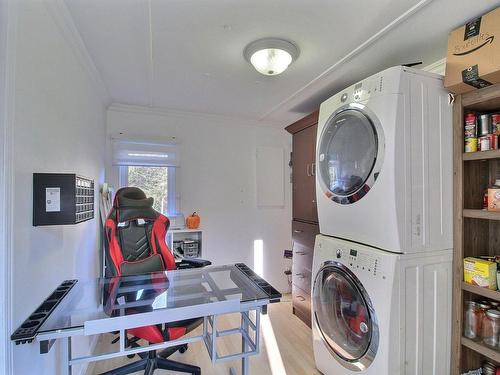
75, 176, 94, 223
291, 220, 319, 327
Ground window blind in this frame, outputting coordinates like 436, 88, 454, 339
112, 139, 180, 167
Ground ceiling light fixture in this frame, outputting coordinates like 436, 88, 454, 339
244, 38, 299, 76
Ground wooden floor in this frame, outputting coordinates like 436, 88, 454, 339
89, 295, 321, 375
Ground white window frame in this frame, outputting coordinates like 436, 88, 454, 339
118, 165, 177, 216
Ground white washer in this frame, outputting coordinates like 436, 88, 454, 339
312, 234, 452, 375
316, 66, 452, 253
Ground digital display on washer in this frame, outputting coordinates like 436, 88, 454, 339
350, 249, 357, 257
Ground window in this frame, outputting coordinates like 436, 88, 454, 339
119, 165, 176, 215
113, 139, 179, 215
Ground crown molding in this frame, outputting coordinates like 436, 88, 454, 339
259, 0, 436, 121
108, 103, 285, 129
110, 133, 179, 145
43, 0, 111, 105
422, 58, 446, 75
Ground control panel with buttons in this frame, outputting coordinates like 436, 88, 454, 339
334, 246, 384, 278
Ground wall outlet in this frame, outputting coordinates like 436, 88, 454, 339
283, 249, 293, 259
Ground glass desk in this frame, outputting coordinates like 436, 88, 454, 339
11, 264, 281, 375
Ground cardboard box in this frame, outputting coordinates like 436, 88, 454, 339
464, 257, 497, 290
444, 7, 500, 94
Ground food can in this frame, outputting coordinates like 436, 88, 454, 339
479, 136, 491, 151
492, 113, 500, 135
465, 137, 478, 153
479, 114, 492, 136
482, 361, 497, 375
465, 113, 477, 138
489, 133, 498, 150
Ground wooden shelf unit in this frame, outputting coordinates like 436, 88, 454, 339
463, 149, 500, 161
461, 337, 500, 364
463, 209, 500, 221
452, 83, 500, 374
462, 283, 500, 301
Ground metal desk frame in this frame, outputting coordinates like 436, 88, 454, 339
36, 292, 269, 375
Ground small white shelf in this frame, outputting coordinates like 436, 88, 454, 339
169, 228, 202, 233
167, 228, 203, 260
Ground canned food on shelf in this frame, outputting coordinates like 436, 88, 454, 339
492, 113, 500, 135
479, 114, 492, 136
489, 133, 498, 150
479, 135, 491, 151
465, 138, 478, 153
465, 112, 477, 138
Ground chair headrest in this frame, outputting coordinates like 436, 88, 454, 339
111, 187, 158, 222
114, 187, 154, 208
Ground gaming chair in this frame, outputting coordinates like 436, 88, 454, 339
103, 187, 210, 375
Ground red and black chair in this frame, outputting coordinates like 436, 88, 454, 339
102, 187, 210, 375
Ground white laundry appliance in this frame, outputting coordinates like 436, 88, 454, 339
311, 234, 452, 375
316, 66, 452, 253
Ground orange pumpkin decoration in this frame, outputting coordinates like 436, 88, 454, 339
186, 212, 200, 229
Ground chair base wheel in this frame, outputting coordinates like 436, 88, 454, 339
99, 355, 201, 375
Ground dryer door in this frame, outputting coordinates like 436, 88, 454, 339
313, 261, 379, 371
317, 103, 384, 205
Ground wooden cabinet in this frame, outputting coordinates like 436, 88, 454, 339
292, 125, 318, 223
291, 221, 317, 310
292, 285, 312, 327
451, 83, 500, 374
286, 111, 320, 327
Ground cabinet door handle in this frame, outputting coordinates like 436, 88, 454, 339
295, 251, 307, 255
296, 295, 306, 302
312, 199, 316, 204
307, 163, 312, 177
311, 162, 316, 176
293, 229, 303, 233
295, 273, 305, 279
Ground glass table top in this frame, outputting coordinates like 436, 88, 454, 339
37, 264, 271, 334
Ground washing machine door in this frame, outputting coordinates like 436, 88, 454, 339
313, 261, 379, 371
317, 103, 384, 205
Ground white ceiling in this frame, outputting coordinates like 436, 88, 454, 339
65, 0, 500, 126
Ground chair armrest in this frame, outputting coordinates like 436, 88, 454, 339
177, 258, 212, 269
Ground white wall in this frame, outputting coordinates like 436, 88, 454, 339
107, 105, 292, 292
9, 1, 107, 374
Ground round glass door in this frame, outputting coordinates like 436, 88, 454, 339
313, 262, 378, 371
318, 104, 384, 204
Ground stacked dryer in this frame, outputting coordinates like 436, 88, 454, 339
311, 66, 453, 375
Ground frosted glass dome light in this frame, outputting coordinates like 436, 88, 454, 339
244, 38, 299, 76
